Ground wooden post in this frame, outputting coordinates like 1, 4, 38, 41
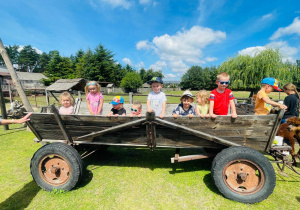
0, 81, 9, 130
0, 38, 33, 112
45, 90, 49, 106
129, 92, 133, 104
8, 84, 12, 103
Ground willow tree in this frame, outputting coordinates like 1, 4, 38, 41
218, 48, 296, 96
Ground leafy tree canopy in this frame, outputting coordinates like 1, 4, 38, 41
120, 72, 143, 90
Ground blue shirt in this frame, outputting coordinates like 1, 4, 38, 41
172, 103, 195, 116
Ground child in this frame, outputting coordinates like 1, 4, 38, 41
282, 83, 300, 123
172, 90, 195, 118
85, 81, 103, 115
59, 91, 74, 114
107, 96, 126, 117
129, 101, 142, 117
147, 77, 167, 118
209, 72, 237, 118
195, 90, 210, 118
255, 77, 287, 115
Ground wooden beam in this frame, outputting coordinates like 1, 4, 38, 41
0, 81, 8, 130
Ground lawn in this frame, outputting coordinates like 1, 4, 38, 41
1, 124, 300, 209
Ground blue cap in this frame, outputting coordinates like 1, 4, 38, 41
109, 96, 124, 105
147, 77, 163, 85
261, 77, 282, 91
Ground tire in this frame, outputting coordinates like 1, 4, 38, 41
30, 142, 83, 191
211, 146, 276, 204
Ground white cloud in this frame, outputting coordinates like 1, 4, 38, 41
205, 57, 218, 62
270, 17, 300, 40
122, 58, 132, 65
238, 41, 298, 63
261, 13, 273, 20
139, 0, 151, 5
165, 73, 177, 78
17, 45, 43, 54
135, 61, 145, 69
149, 60, 167, 71
137, 25, 226, 73
96, 0, 133, 9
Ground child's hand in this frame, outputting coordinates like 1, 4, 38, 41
159, 113, 164, 119
107, 113, 111, 117
210, 114, 217, 118
173, 114, 178, 118
279, 104, 287, 110
205, 114, 210, 118
147, 108, 153, 113
129, 114, 133, 117
189, 114, 193, 118
114, 114, 119, 117
138, 114, 142, 117
231, 113, 238, 118
200, 114, 204, 118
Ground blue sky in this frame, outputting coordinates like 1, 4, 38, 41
1, 0, 300, 81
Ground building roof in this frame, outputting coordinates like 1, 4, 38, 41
46, 78, 87, 92
0, 66, 48, 80
142, 82, 150, 88
107, 84, 114, 87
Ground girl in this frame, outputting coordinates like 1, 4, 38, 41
85, 81, 103, 115
107, 96, 126, 117
195, 90, 210, 117
282, 83, 300, 123
59, 91, 74, 114
129, 101, 142, 117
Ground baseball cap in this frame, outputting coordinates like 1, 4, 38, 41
180, 90, 194, 102
109, 96, 124, 105
261, 77, 282, 91
147, 77, 163, 85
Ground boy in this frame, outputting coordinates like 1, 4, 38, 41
107, 96, 126, 117
255, 77, 287, 115
147, 77, 167, 118
209, 72, 237, 118
172, 90, 195, 118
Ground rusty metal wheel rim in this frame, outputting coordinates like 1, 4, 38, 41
38, 154, 71, 186
222, 159, 265, 195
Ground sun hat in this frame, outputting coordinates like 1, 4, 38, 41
261, 77, 282, 91
180, 90, 194, 102
109, 96, 124, 105
147, 77, 163, 85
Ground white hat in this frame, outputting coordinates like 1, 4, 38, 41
180, 90, 194, 102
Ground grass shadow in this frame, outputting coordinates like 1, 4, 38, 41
0, 127, 26, 137
296, 196, 300, 202
203, 173, 222, 196
0, 180, 40, 210
74, 167, 94, 190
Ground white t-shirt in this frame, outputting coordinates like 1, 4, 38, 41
147, 91, 167, 116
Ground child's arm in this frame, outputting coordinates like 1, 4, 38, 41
195, 105, 201, 116
97, 99, 103, 115
159, 101, 166, 118
229, 100, 237, 118
107, 111, 113, 117
209, 101, 217, 118
147, 99, 153, 112
262, 97, 287, 110
86, 100, 94, 115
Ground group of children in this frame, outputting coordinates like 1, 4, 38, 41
57, 72, 299, 120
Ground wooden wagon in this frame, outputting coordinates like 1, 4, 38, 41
26, 105, 292, 204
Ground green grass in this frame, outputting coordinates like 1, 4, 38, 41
1, 125, 300, 209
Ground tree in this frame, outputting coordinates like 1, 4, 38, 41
180, 66, 215, 90
143, 69, 164, 83
34, 52, 50, 73
120, 72, 143, 91
0, 45, 19, 66
218, 48, 295, 96
18, 45, 40, 72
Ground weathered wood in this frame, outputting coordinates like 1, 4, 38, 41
0, 81, 8, 130
51, 104, 73, 144
0, 38, 33, 112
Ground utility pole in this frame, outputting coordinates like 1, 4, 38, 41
0, 38, 33, 112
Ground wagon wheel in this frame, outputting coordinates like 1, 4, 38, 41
31, 142, 83, 191
212, 146, 276, 204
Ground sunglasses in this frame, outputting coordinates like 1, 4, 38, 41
87, 82, 96, 86
131, 108, 139, 112
218, 80, 230, 85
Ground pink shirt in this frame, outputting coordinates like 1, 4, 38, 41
59, 106, 74, 114
86, 92, 103, 115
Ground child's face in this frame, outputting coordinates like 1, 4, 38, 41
284, 89, 292, 95
61, 97, 71, 108
265, 85, 274, 93
113, 103, 122, 110
88, 85, 97, 94
182, 98, 193, 109
216, 76, 230, 91
151, 82, 163, 93
196, 96, 202, 104
131, 104, 141, 113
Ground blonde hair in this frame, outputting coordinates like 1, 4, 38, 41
60, 91, 74, 106
85, 81, 101, 95
133, 101, 142, 110
217, 72, 230, 80
195, 90, 209, 104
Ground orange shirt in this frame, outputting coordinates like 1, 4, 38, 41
255, 90, 272, 115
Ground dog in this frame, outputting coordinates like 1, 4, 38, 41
277, 117, 300, 166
